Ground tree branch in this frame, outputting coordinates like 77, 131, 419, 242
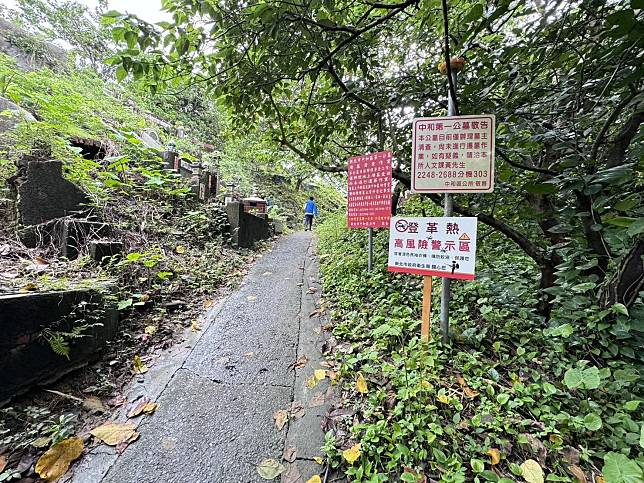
496, 148, 558, 175
589, 89, 640, 163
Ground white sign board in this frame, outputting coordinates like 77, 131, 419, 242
387, 216, 478, 280
412, 115, 495, 193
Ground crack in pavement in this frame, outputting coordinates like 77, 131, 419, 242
72, 232, 318, 483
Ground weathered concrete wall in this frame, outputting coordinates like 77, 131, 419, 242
0, 288, 118, 405
226, 202, 270, 248
11, 160, 89, 226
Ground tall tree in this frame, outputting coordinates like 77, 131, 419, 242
106, 0, 643, 315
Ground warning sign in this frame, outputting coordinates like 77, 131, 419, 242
387, 216, 478, 280
347, 151, 392, 228
411, 115, 495, 193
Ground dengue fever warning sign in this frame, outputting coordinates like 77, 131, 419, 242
412, 115, 495, 193
387, 216, 478, 280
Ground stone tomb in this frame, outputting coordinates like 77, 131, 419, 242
0, 288, 118, 405
11, 159, 89, 226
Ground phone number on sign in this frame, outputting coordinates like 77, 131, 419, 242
417, 170, 489, 179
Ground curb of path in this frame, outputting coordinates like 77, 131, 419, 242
67, 265, 236, 482
282, 235, 344, 483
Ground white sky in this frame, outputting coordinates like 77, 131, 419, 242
1, 0, 169, 23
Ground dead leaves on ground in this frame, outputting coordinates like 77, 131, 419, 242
35, 437, 84, 482
90, 422, 139, 446
342, 443, 361, 464
291, 355, 309, 369
132, 355, 148, 374
290, 400, 305, 420
126, 397, 159, 418
82, 396, 107, 414
355, 373, 368, 394
282, 446, 297, 463
256, 458, 285, 480
306, 369, 327, 389
0, 455, 7, 473
274, 409, 288, 431
487, 448, 501, 465
568, 464, 587, 483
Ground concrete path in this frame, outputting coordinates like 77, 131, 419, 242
71, 232, 333, 483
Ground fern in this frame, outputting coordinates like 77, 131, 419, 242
40, 323, 102, 359
46, 333, 70, 359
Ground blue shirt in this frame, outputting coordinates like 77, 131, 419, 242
304, 200, 318, 216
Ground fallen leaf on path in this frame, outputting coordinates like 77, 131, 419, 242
82, 396, 106, 414
107, 394, 127, 407
342, 443, 361, 464
309, 309, 321, 317
309, 392, 325, 408
132, 355, 148, 374
190, 320, 201, 332
20, 282, 38, 292
307, 476, 322, 483
567, 465, 587, 483
464, 387, 480, 399
520, 459, 544, 483
307, 287, 317, 294
175, 245, 186, 253
356, 373, 368, 394
35, 437, 83, 482
91, 422, 139, 446
246, 296, 257, 301
144, 325, 157, 335
313, 456, 324, 465
487, 448, 501, 465
314, 369, 326, 381
204, 299, 215, 308
290, 400, 305, 419
127, 398, 158, 418
282, 462, 301, 483
33, 256, 49, 265
274, 409, 288, 431
292, 355, 309, 369
257, 458, 285, 480
283, 446, 297, 463
0, 455, 7, 472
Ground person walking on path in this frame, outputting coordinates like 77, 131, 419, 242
304, 196, 318, 231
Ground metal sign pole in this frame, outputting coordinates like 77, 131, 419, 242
368, 227, 374, 271
440, 69, 458, 343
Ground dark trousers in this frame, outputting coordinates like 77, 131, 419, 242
304, 214, 314, 230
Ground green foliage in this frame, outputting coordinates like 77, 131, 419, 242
317, 213, 643, 482
0, 406, 76, 450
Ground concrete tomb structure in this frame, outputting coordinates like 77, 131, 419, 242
0, 288, 118, 405
226, 201, 271, 248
